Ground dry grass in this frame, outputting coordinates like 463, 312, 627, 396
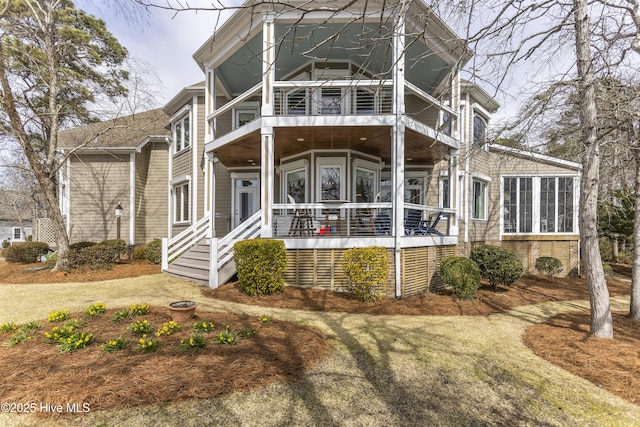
0, 260, 639, 426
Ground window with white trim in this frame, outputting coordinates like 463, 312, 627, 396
473, 114, 487, 145
173, 114, 191, 152
13, 228, 21, 240
472, 179, 487, 220
439, 176, 450, 208
503, 176, 575, 234
173, 181, 190, 224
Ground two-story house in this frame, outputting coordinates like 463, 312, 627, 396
58, 0, 581, 297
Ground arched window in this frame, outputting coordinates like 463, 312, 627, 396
473, 115, 487, 145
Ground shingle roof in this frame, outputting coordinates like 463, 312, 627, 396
58, 109, 170, 150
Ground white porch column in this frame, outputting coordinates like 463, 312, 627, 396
392, 3, 408, 298
261, 130, 274, 237
449, 149, 459, 236
261, 12, 275, 117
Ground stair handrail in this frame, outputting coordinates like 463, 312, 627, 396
216, 210, 262, 270
162, 215, 210, 270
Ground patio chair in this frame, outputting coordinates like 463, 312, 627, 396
287, 195, 314, 236
404, 209, 428, 235
423, 212, 444, 236
374, 213, 391, 235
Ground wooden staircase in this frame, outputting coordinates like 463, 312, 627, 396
163, 241, 211, 285
162, 210, 262, 287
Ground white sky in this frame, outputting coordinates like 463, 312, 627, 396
78, 1, 224, 105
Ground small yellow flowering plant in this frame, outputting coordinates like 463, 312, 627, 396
101, 337, 127, 352
128, 304, 150, 315
192, 320, 215, 333
136, 334, 159, 352
127, 319, 153, 336
259, 316, 271, 325
44, 320, 82, 343
180, 333, 206, 351
215, 325, 238, 345
47, 308, 70, 323
84, 302, 106, 318
156, 321, 181, 337
0, 321, 17, 333
57, 331, 93, 353
5, 330, 34, 347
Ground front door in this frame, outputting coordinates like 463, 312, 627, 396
233, 177, 259, 227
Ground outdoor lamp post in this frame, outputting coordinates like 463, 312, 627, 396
115, 203, 123, 240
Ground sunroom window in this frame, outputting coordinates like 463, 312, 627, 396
503, 176, 575, 234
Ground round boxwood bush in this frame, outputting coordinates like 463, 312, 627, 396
439, 256, 481, 300
143, 239, 162, 264
534, 256, 563, 280
4, 242, 50, 263
470, 245, 524, 291
341, 246, 389, 302
234, 239, 287, 296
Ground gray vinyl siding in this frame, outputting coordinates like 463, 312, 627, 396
214, 163, 232, 237
68, 153, 131, 244
138, 142, 169, 243
195, 96, 206, 220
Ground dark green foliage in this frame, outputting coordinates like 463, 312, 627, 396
2, 240, 10, 249
439, 256, 481, 300
234, 239, 287, 296
470, 245, 524, 291
69, 241, 97, 250
143, 239, 162, 265
4, 242, 50, 263
66, 239, 127, 271
341, 247, 389, 302
534, 256, 563, 280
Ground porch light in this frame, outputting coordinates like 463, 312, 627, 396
359, 137, 367, 141
115, 203, 123, 241
297, 138, 305, 142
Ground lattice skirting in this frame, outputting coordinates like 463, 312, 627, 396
36, 218, 57, 247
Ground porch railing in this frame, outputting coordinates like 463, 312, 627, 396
161, 215, 210, 270
271, 202, 455, 238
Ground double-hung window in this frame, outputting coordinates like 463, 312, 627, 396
472, 179, 488, 220
173, 181, 190, 224
173, 113, 191, 152
12, 228, 22, 241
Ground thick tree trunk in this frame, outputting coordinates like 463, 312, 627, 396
630, 148, 640, 320
573, 0, 613, 337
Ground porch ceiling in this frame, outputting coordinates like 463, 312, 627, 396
214, 126, 451, 168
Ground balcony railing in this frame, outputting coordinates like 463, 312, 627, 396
271, 202, 455, 238
207, 80, 457, 140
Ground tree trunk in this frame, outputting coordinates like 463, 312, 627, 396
573, 0, 613, 337
612, 238, 619, 262
630, 147, 640, 320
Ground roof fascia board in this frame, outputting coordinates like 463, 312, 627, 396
489, 144, 582, 170
163, 84, 204, 116
135, 135, 170, 153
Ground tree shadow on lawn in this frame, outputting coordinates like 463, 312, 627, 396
203, 273, 637, 407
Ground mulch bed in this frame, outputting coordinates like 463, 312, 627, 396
202, 274, 631, 316
0, 260, 161, 284
524, 311, 640, 404
0, 308, 329, 415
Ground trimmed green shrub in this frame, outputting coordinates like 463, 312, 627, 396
69, 241, 96, 250
66, 239, 127, 271
143, 239, 162, 264
439, 256, 481, 300
132, 246, 146, 260
535, 256, 563, 280
470, 245, 524, 291
2, 240, 10, 249
234, 239, 287, 296
4, 242, 50, 263
341, 246, 389, 302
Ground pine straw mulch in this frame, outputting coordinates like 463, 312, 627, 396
0, 259, 161, 284
202, 274, 632, 316
0, 308, 329, 416
524, 311, 640, 405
